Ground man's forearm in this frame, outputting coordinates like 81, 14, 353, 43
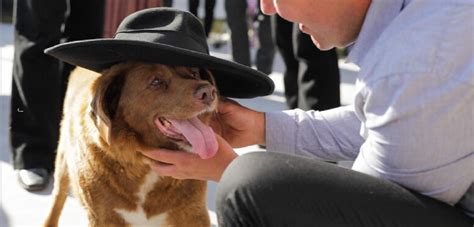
265, 105, 363, 161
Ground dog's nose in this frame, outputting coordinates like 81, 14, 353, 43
194, 84, 216, 105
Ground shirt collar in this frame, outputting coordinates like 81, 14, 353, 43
347, 0, 407, 66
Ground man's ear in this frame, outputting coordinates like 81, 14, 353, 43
90, 68, 126, 144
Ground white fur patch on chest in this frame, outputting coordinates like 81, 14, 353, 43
114, 171, 168, 226
115, 208, 167, 226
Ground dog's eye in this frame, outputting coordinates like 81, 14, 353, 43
150, 78, 164, 87
191, 72, 201, 80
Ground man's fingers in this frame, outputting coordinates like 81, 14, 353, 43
217, 97, 238, 114
141, 149, 186, 164
151, 162, 178, 176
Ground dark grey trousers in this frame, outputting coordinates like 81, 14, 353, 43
217, 152, 473, 227
274, 15, 341, 111
225, 0, 275, 75
188, 0, 216, 37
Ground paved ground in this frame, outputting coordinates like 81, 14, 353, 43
0, 3, 359, 226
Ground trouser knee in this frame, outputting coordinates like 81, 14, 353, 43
216, 152, 272, 226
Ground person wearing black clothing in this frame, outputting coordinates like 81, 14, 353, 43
188, 0, 216, 37
274, 15, 340, 111
225, 0, 275, 75
10, 0, 104, 191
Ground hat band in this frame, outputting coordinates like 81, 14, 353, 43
114, 31, 209, 54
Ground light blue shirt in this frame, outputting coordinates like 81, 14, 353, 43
266, 0, 474, 216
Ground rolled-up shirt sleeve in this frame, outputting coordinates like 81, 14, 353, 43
265, 105, 364, 162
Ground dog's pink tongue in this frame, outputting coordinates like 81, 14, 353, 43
168, 117, 218, 159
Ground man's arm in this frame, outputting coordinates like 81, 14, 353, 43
266, 105, 364, 161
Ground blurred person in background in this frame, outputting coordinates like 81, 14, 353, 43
274, 15, 340, 111
188, 0, 216, 37
225, 0, 275, 75
10, 0, 104, 191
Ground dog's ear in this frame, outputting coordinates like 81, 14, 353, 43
200, 68, 216, 86
90, 68, 126, 144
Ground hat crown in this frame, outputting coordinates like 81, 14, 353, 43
115, 8, 209, 54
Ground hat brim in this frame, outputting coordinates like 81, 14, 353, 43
45, 39, 274, 98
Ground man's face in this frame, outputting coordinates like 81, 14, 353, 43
260, 0, 370, 50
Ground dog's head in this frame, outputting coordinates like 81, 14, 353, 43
90, 62, 219, 160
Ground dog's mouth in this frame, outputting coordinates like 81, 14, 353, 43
154, 116, 218, 159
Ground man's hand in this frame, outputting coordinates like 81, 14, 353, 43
211, 98, 266, 148
140, 134, 238, 182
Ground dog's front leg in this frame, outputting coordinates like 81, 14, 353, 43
43, 149, 70, 227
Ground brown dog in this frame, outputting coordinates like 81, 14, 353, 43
44, 62, 218, 227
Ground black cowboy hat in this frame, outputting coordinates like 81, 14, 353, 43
44, 7, 274, 98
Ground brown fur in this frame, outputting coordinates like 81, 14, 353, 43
44, 62, 217, 227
